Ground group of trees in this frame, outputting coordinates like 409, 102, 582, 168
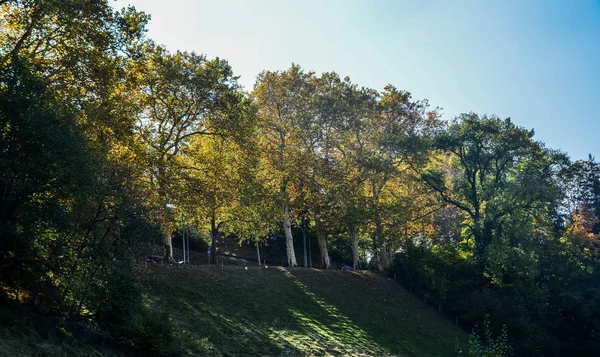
1, 1, 599, 356
398, 117, 600, 356
251, 67, 440, 269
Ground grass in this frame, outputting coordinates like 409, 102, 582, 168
143, 264, 466, 356
0, 264, 466, 356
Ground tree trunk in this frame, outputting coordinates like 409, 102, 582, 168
308, 233, 313, 268
378, 243, 389, 270
182, 228, 186, 264
316, 219, 331, 269
283, 201, 297, 266
302, 219, 308, 267
210, 216, 218, 264
158, 173, 175, 263
352, 229, 360, 270
256, 241, 261, 266
375, 214, 388, 270
163, 227, 175, 263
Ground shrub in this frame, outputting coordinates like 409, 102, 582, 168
95, 270, 141, 335
457, 316, 512, 357
130, 309, 174, 356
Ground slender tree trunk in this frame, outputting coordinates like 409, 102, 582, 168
256, 241, 261, 266
186, 228, 190, 263
302, 219, 308, 267
375, 214, 389, 270
158, 170, 175, 263
210, 216, 218, 264
352, 229, 360, 270
163, 227, 175, 263
308, 233, 313, 268
283, 201, 297, 266
182, 228, 186, 264
316, 219, 331, 269
159, 203, 174, 263
378, 243, 389, 270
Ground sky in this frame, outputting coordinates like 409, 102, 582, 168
112, 0, 600, 161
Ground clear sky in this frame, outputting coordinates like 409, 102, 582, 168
112, 0, 600, 161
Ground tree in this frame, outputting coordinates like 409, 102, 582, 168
294, 71, 351, 269
566, 156, 600, 232
348, 85, 436, 269
0, 58, 92, 305
321, 79, 375, 270
224, 161, 280, 266
135, 45, 243, 262
181, 105, 255, 264
0, 0, 150, 148
0, 0, 155, 317
253, 64, 317, 266
421, 113, 565, 272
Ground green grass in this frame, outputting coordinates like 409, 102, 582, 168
143, 265, 466, 356
0, 265, 466, 356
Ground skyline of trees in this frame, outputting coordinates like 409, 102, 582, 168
2, 1, 599, 356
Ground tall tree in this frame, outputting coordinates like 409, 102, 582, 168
135, 46, 243, 262
253, 64, 316, 266
421, 114, 565, 271
349, 85, 435, 269
0, 0, 154, 317
295, 71, 349, 269
0, 0, 150, 149
181, 104, 255, 264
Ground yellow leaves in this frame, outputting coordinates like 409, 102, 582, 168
564, 205, 600, 248
108, 140, 138, 164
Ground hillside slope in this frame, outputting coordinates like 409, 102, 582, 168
144, 265, 466, 356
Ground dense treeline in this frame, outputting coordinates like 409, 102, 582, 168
1, 1, 599, 356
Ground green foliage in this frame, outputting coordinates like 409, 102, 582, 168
0, 58, 94, 309
129, 309, 174, 356
93, 268, 175, 356
422, 114, 565, 266
1, 1, 162, 350
95, 269, 141, 337
457, 317, 512, 357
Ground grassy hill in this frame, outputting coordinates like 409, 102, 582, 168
143, 264, 466, 357
0, 263, 466, 356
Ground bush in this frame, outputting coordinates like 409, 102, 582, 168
130, 309, 174, 356
457, 316, 512, 357
95, 269, 141, 337
93, 268, 174, 355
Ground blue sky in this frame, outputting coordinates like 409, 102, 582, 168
113, 0, 600, 161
